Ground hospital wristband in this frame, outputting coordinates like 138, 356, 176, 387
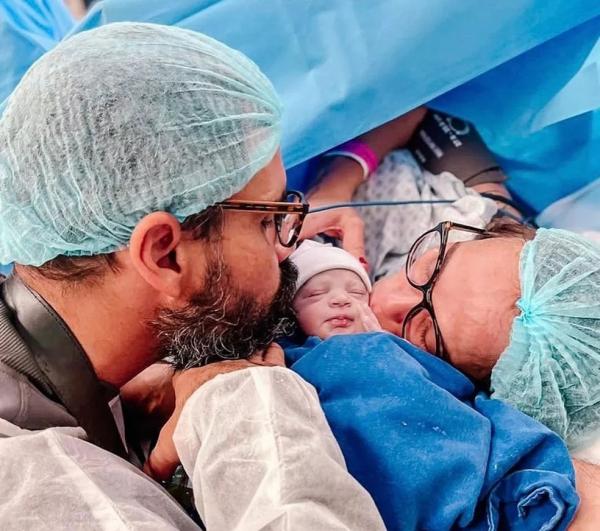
322, 140, 379, 180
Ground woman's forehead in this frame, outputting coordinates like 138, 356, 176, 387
441, 237, 523, 294
436, 237, 524, 374
454, 236, 523, 263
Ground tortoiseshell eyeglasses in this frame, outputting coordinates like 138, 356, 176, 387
218, 190, 309, 247
403, 221, 492, 359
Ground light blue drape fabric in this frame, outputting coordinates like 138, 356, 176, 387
2, 1, 599, 212
0, 0, 74, 102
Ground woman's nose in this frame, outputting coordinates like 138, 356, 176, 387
370, 277, 420, 329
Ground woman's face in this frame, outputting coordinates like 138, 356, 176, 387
370, 237, 524, 379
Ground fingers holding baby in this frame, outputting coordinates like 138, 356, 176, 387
143, 344, 285, 481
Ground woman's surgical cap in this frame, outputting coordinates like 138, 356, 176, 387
491, 228, 600, 451
0, 22, 282, 266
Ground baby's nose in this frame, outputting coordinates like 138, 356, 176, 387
329, 290, 352, 307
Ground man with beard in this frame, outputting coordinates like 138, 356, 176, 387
154, 235, 299, 371
0, 23, 384, 529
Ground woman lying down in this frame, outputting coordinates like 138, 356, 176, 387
277, 108, 600, 530
282, 232, 599, 531
317, 108, 600, 463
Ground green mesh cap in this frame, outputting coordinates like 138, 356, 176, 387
0, 22, 282, 265
491, 228, 600, 451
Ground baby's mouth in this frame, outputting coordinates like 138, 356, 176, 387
326, 315, 354, 328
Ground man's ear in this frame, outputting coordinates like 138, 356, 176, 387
129, 212, 185, 299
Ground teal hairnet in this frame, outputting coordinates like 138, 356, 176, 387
0, 22, 281, 266
491, 228, 600, 451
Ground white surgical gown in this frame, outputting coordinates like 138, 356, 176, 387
0, 366, 385, 530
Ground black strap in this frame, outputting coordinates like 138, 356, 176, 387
2, 275, 127, 458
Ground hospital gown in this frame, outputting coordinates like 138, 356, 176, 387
354, 149, 497, 280
0, 366, 385, 530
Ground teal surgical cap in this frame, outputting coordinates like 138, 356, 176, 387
0, 22, 282, 266
491, 228, 600, 451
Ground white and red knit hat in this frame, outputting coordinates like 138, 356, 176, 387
289, 240, 372, 294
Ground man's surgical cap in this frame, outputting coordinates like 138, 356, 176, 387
491, 228, 600, 451
0, 22, 282, 266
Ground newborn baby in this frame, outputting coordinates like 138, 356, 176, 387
290, 240, 377, 338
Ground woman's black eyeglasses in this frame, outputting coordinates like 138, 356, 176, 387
218, 190, 309, 248
403, 221, 491, 360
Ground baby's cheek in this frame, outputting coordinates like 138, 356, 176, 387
297, 305, 327, 337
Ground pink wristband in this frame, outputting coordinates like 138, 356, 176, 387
323, 140, 379, 180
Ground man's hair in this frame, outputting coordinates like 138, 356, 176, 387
18, 207, 224, 284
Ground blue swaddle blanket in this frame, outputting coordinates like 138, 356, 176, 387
285, 333, 579, 530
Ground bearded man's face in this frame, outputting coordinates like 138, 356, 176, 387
152, 250, 297, 369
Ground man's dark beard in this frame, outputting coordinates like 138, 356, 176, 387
152, 254, 298, 369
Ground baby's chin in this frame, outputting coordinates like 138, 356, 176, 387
319, 321, 365, 339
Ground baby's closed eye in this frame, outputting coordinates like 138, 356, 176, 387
307, 290, 326, 298
350, 289, 367, 295
347, 282, 368, 298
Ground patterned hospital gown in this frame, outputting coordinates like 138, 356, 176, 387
353, 150, 497, 280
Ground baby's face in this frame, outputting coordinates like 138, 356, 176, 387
293, 269, 369, 339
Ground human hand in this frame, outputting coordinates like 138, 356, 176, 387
301, 158, 367, 261
120, 362, 176, 440
358, 303, 382, 332
143, 344, 286, 481
300, 205, 366, 262
301, 106, 428, 260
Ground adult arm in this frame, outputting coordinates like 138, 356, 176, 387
569, 460, 600, 529
300, 107, 427, 259
0, 361, 384, 529
301, 106, 522, 256
144, 346, 384, 530
173, 367, 385, 530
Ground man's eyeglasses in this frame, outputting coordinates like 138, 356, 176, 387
403, 221, 491, 360
218, 190, 308, 247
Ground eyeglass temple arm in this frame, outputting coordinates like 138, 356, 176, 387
309, 199, 455, 214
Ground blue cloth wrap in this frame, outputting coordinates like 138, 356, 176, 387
285, 333, 579, 530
